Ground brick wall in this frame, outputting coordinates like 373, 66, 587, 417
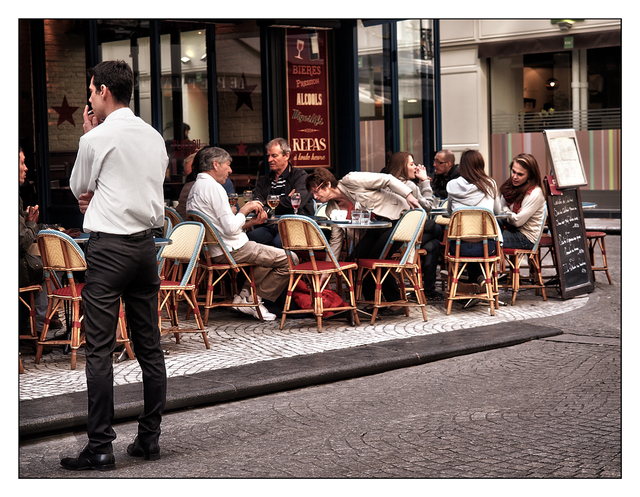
44, 20, 86, 152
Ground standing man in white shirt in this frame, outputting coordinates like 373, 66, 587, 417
61, 60, 168, 471
186, 146, 295, 320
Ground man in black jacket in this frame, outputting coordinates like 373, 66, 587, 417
248, 137, 314, 248
430, 149, 460, 199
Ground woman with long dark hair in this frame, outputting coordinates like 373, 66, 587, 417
386, 151, 443, 300
445, 149, 501, 293
499, 153, 545, 250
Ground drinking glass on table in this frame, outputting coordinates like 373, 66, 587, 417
228, 193, 238, 207
267, 194, 280, 218
243, 190, 253, 203
291, 192, 301, 214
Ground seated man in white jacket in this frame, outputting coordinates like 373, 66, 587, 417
187, 146, 297, 320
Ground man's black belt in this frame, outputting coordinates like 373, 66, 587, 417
92, 229, 153, 239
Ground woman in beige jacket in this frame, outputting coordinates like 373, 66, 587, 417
306, 168, 420, 314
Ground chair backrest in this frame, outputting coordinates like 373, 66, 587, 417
314, 202, 328, 219
164, 216, 172, 237
448, 207, 500, 239
157, 221, 205, 286
278, 214, 340, 269
37, 230, 86, 272
186, 209, 238, 266
378, 208, 426, 266
529, 204, 548, 252
165, 206, 184, 227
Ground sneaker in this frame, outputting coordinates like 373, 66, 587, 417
231, 294, 277, 321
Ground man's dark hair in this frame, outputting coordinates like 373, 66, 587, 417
89, 60, 134, 106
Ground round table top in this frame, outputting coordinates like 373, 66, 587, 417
316, 219, 392, 229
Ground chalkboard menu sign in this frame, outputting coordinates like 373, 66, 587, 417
545, 184, 594, 299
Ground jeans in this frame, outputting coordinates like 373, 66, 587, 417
502, 229, 534, 250
247, 224, 282, 249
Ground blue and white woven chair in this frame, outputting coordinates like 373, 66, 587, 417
157, 221, 208, 348
355, 208, 429, 324
187, 210, 266, 324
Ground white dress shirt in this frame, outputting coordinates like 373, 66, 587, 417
70, 107, 168, 235
186, 173, 248, 257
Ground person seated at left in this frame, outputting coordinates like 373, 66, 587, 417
186, 146, 297, 320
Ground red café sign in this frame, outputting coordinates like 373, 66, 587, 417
286, 28, 330, 168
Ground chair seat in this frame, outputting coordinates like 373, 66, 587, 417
501, 247, 533, 256
160, 280, 196, 290
52, 283, 85, 297
357, 258, 419, 270
293, 260, 358, 272
586, 231, 606, 237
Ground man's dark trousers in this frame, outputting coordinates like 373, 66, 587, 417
82, 231, 167, 453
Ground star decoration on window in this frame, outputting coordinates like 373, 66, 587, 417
236, 141, 248, 156
233, 73, 257, 111
52, 96, 79, 127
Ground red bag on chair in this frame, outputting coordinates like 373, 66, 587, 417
292, 280, 347, 317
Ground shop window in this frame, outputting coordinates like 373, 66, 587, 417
215, 21, 263, 185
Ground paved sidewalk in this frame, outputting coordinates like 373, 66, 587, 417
20, 286, 588, 436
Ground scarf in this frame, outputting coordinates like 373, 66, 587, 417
500, 179, 534, 214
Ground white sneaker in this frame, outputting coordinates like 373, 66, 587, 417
231, 294, 276, 321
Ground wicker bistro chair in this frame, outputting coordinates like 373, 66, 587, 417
157, 221, 209, 348
19, 284, 42, 373
163, 216, 172, 238
500, 205, 548, 305
355, 208, 429, 324
35, 230, 134, 369
277, 215, 360, 332
445, 207, 502, 316
186, 210, 266, 324
164, 206, 184, 228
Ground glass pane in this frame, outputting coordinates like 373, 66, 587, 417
44, 20, 87, 215
397, 19, 427, 166
215, 21, 263, 187
357, 20, 385, 172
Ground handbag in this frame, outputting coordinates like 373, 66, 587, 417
19, 252, 43, 287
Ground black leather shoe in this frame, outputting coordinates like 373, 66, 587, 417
127, 437, 161, 460
60, 446, 116, 471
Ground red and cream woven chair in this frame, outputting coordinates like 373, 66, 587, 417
500, 205, 548, 305
278, 214, 360, 332
355, 208, 429, 324
157, 221, 209, 348
187, 209, 265, 324
445, 207, 502, 316
36, 230, 134, 370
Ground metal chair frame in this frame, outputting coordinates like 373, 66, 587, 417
157, 221, 209, 348
186, 210, 265, 323
355, 208, 429, 324
444, 207, 502, 316
278, 214, 360, 332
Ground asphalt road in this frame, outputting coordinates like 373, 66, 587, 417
18, 235, 622, 484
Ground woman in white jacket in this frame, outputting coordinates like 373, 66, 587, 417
446, 149, 500, 290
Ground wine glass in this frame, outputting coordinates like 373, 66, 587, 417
291, 192, 301, 215
228, 193, 238, 208
267, 194, 280, 218
243, 190, 253, 203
